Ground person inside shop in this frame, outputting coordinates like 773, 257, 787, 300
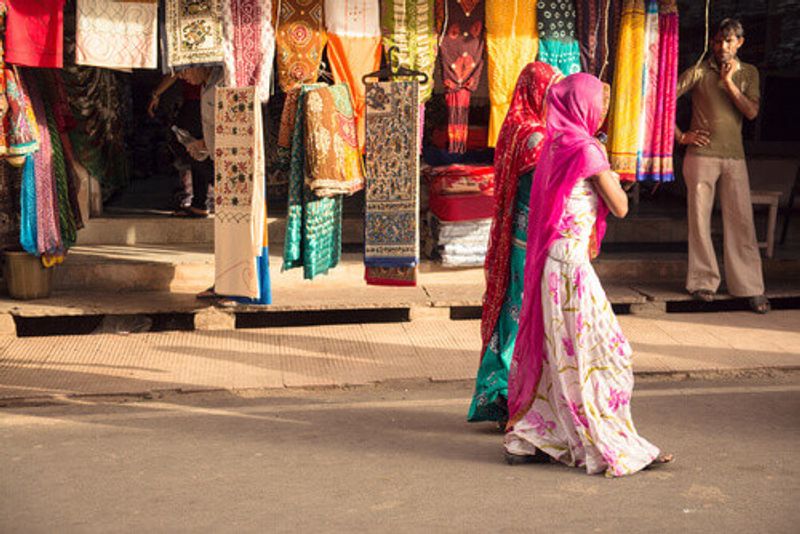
674, 18, 769, 313
169, 66, 222, 218
148, 73, 203, 210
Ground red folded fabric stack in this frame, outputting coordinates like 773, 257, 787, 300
424, 164, 495, 222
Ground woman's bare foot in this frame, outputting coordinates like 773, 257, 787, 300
645, 453, 675, 469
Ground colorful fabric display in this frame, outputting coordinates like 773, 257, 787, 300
283, 84, 343, 280
222, 0, 275, 103
165, 0, 224, 68
636, 0, 677, 182
324, 0, 382, 151
537, 0, 582, 75
213, 86, 269, 300
485, 0, 538, 147
275, 0, 327, 93
428, 188, 494, 222
607, 0, 645, 182
436, 0, 486, 153
75, 0, 158, 69
5, 0, 66, 68
2, 67, 40, 165
364, 80, 420, 286
575, 0, 613, 80
381, 0, 437, 106
0, 162, 20, 249
303, 83, 365, 197
24, 72, 62, 256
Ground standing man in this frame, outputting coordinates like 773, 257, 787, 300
675, 18, 769, 313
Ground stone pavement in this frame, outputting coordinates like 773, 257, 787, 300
0, 310, 798, 404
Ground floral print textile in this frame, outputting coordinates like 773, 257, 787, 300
165, 0, 225, 68
505, 179, 659, 476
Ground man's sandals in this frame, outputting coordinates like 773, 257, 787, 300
749, 294, 771, 314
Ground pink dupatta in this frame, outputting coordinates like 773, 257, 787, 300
507, 73, 612, 427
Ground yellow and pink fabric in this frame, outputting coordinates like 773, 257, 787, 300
324, 0, 382, 152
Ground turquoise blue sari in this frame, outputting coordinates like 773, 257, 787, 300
468, 171, 532, 422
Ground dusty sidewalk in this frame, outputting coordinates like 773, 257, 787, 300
0, 310, 798, 403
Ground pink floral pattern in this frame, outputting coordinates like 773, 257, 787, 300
505, 179, 659, 477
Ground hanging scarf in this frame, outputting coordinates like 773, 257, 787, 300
164, 0, 224, 68
508, 73, 611, 427
283, 83, 343, 280
481, 61, 561, 355
606, 0, 645, 182
537, 0, 582, 76
636, 0, 677, 182
381, 0, 437, 104
575, 0, 613, 80
214, 86, 268, 299
275, 0, 327, 93
485, 0, 538, 147
303, 83, 365, 197
75, 0, 159, 69
3, 67, 40, 165
24, 72, 63, 256
437, 0, 486, 153
222, 0, 275, 103
0, 161, 20, 249
364, 80, 420, 286
324, 0, 382, 152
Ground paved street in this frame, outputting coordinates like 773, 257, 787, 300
1, 375, 798, 533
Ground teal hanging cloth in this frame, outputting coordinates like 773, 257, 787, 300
537, 1, 582, 75
19, 155, 38, 254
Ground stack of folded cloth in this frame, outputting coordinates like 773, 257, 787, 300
423, 164, 495, 267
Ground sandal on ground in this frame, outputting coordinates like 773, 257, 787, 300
690, 290, 715, 303
505, 450, 552, 466
645, 453, 675, 469
172, 207, 208, 218
196, 286, 217, 300
749, 295, 770, 314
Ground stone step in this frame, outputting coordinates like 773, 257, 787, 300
77, 213, 697, 246
45, 243, 800, 295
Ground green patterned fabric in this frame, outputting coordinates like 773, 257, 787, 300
282, 84, 342, 279
380, 0, 437, 103
43, 96, 77, 249
468, 172, 531, 422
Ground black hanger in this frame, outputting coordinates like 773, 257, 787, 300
362, 46, 429, 85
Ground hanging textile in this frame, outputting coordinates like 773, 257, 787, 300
75, 0, 158, 70
2, 68, 40, 166
5, 0, 65, 68
536, 1, 582, 76
485, 0, 538, 148
324, 0, 381, 151
606, 0, 645, 182
381, 0, 437, 110
165, 0, 224, 68
222, 0, 275, 103
283, 84, 343, 280
24, 73, 62, 256
213, 86, 269, 299
575, 0, 613, 79
636, 0, 677, 182
364, 80, 420, 286
303, 84, 365, 197
0, 162, 19, 249
275, 0, 327, 93
436, 0, 486, 154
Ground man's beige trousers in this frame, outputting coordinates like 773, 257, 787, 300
683, 153, 765, 297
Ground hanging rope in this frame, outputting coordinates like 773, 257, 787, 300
694, 0, 711, 67
598, 0, 612, 80
438, 0, 449, 47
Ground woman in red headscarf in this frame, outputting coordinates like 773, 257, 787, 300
503, 73, 673, 475
468, 62, 562, 425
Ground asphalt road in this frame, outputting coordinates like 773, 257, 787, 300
1, 374, 798, 533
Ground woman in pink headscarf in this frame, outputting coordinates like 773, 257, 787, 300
503, 73, 673, 476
